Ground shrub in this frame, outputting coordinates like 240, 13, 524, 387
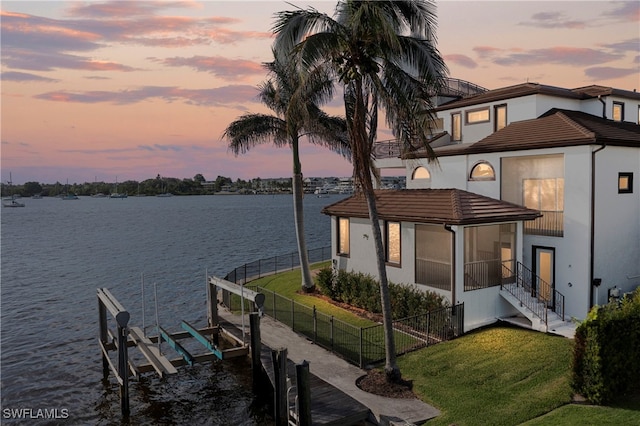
314, 267, 446, 319
572, 287, 640, 404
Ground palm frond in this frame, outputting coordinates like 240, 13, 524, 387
223, 114, 288, 155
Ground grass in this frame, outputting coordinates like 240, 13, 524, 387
400, 326, 573, 425
247, 261, 375, 328
243, 264, 640, 425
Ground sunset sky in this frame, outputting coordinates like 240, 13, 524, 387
2, 1, 639, 185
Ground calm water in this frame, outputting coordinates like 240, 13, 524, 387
1, 194, 340, 425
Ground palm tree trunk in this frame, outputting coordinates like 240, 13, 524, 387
292, 172, 314, 291
292, 139, 314, 292
349, 80, 400, 381
363, 188, 400, 381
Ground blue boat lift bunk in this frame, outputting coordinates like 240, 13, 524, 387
97, 276, 265, 418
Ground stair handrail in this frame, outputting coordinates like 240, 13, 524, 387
501, 263, 547, 325
502, 262, 567, 325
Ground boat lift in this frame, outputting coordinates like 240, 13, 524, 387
97, 275, 265, 418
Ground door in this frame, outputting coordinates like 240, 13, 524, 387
533, 246, 555, 307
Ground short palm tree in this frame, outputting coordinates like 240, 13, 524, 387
273, 0, 447, 380
223, 49, 349, 292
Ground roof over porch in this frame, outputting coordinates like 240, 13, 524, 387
321, 189, 541, 225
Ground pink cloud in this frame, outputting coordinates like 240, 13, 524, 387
66, 1, 201, 18
584, 66, 640, 80
443, 54, 477, 69
493, 47, 623, 67
519, 11, 587, 29
603, 1, 640, 23
155, 55, 265, 79
473, 46, 503, 59
34, 85, 260, 107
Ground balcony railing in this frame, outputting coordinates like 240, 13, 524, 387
464, 258, 513, 291
416, 258, 451, 291
524, 210, 563, 237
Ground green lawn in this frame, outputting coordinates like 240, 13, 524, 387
245, 264, 640, 425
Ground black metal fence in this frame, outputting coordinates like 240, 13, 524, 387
225, 247, 464, 368
222, 247, 464, 367
241, 285, 464, 368
224, 246, 332, 284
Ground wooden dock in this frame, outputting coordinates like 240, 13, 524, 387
219, 315, 371, 425
99, 277, 370, 425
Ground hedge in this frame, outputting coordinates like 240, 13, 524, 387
315, 267, 446, 319
571, 287, 640, 404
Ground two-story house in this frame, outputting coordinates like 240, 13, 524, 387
322, 81, 640, 336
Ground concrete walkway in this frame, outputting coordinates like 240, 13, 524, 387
217, 308, 440, 425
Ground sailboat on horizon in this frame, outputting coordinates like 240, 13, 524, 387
3, 172, 25, 207
110, 176, 128, 199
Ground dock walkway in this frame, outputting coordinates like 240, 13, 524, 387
217, 309, 440, 425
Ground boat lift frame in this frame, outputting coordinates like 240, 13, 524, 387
97, 275, 265, 418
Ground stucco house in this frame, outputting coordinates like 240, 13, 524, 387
322, 81, 640, 336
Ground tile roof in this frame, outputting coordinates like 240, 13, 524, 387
409, 109, 640, 158
436, 82, 640, 111
321, 189, 541, 225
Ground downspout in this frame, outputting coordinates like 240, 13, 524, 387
590, 143, 606, 308
445, 224, 456, 306
598, 95, 606, 119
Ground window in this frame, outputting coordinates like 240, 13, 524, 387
494, 104, 507, 131
412, 166, 430, 180
337, 217, 350, 255
415, 225, 451, 290
466, 107, 490, 124
464, 223, 516, 291
502, 155, 564, 237
523, 178, 564, 236
469, 161, 496, 181
613, 102, 624, 122
385, 221, 401, 264
451, 112, 462, 141
619, 172, 633, 193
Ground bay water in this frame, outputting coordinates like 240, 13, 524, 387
1, 194, 340, 425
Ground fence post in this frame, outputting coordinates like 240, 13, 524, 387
291, 299, 295, 331
116, 314, 130, 418
272, 348, 288, 426
258, 259, 262, 279
250, 313, 262, 390
312, 306, 317, 343
275, 255, 278, 274
296, 361, 312, 426
98, 298, 109, 378
273, 291, 277, 320
244, 263, 247, 284
359, 327, 364, 369
426, 311, 430, 347
330, 316, 334, 350
207, 278, 217, 328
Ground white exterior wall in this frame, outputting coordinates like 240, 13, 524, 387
593, 146, 640, 304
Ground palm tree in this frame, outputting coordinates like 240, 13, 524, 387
273, 0, 447, 381
223, 49, 349, 292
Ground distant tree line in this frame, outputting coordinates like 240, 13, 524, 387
1, 174, 295, 197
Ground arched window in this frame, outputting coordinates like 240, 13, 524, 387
469, 161, 495, 181
412, 166, 431, 180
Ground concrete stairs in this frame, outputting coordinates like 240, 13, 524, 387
499, 284, 576, 338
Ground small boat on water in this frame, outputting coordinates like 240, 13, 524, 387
3, 173, 25, 207
110, 176, 127, 198
3, 196, 25, 207
61, 193, 79, 200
